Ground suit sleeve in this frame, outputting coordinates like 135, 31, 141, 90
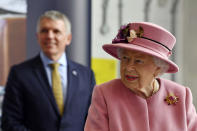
84, 69, 96, 122
90, 70, 96, 92
84, 85, 109, 131
1, 67, 30, 131
185, 87, 197, 131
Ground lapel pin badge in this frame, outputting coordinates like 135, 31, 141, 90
72, 70, 77, 76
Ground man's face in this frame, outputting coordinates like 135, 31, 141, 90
37, 18, 71, 60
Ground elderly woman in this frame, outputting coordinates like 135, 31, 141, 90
85, 22, 197, 131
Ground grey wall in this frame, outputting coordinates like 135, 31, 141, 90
26, 0, 91, 66
182, 0, 197, 107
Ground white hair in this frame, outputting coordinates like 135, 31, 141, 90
152, 56, 169, 76
36, 10, 71, 34
117, 48, 169, 76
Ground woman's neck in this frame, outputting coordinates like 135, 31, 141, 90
131, 79, 160, 99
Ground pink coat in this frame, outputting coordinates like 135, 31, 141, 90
85, 78, 197, 131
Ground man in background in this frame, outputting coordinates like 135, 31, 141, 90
1, 10, 95, 131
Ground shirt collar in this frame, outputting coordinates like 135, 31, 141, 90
40, 52, 67, 67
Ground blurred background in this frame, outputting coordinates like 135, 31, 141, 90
0, 0, 197, 128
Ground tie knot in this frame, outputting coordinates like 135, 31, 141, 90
50, 63, 60, 69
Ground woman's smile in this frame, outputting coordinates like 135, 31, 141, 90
125, 75, 138, 81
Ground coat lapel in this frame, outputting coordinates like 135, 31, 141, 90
64, 60, 79, 109
32, 56, 80, 116
33, 56, 59, 115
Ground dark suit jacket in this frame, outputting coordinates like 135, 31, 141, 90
1, 55, 96, 131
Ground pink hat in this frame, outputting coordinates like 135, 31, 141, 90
102, 22, 179, 73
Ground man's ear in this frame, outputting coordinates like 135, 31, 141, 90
66, 34, 72, 46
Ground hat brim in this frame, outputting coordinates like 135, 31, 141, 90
103, 43, 179, 73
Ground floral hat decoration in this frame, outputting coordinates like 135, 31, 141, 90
102, 22, 179, 73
